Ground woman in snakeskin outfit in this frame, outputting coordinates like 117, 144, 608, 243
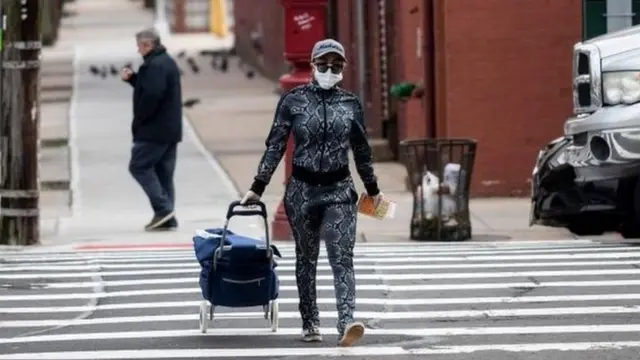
241, 39, 384, 347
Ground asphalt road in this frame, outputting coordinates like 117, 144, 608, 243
2, 239, 640, 359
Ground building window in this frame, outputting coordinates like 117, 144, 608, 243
583, 0, 607, 40
583, 0, 640, 40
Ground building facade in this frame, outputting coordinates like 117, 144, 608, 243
232, 0, 587, 197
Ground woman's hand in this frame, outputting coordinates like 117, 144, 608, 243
240, 190, 260, 205
372, 192, 385, 208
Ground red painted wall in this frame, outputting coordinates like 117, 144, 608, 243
432, 0, 582, 196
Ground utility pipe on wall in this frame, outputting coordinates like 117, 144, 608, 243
355, 0, 366, 103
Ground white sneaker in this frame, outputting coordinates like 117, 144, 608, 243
301, 327, 322, 342
338, 322, 365, 347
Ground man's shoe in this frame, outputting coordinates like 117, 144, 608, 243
147, 223, 178, 232
153, 219, 178, 231
338, 322, 365, 347
301, 327, 322, 342
144, 211, 176, 231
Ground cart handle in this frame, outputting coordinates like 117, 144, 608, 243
226, 200, 267, 219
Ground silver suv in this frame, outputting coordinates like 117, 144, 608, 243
531, 25, 640, 238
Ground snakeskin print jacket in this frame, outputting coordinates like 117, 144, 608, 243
250, 83, 380, 196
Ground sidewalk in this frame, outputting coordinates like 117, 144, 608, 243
36, 0, 260, 249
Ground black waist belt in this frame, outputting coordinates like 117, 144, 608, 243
292, 165, 350, 186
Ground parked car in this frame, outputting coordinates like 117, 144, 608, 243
530, 25, 640, 238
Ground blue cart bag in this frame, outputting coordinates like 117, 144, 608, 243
193, 228, 281, 307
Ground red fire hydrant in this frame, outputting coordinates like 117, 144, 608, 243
271, 0, 329, 241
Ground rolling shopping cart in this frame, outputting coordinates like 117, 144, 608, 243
192, 200, 281, 333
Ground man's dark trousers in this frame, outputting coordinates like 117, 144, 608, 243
129, 141, 177, 217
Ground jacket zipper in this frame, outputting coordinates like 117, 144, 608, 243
319, 93, 328, 172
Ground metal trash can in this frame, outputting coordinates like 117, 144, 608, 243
401, 138, 477, 241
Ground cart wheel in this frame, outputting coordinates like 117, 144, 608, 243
269, 300, 279, 332
263, 305, 269, 319
199, 301, 209, 333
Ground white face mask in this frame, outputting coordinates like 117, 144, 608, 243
313, 66, 343, 89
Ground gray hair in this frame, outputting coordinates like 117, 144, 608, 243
135, 28, 161, 46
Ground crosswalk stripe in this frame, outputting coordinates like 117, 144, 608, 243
0, 347, 409, 359
66, 239, 596, 251
3, 324, 640, 345
2, 252, 640, 280
410, 341, 640, 355
5, 292, 640, 314
4, 278, 640, 301
3, 341, 640, 359
2, 240, 592, 254
1, 259, 636, 272
4, 305, 640, 328
0, 243, 631, 262
0, 242, 622, 261
8, 267, 640, 290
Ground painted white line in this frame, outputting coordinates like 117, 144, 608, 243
3, 341, 640, 358
0, 268, 195, 279
4, 256, 637, 268
5, 292, 640, 314
3, 257, 637, 282
0, 259, 636, 273
1, 239, 604, 255
0, 240, 605, 258
0, 347, 407, 359
3, 245, 637, 267
3, 252, 640, 279
4, 306, 640, 328
65, 239, 598, 250
411, 341, 640, 355
4, 278, 640, 301
1, 243, 629, 261
3, 324, 640, 345
21, 267, 640, 289
3, 248, 633, 264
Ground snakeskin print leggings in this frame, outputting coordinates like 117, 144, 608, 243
283, 176, 358, 335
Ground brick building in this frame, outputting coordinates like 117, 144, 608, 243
232, 0, 583, 197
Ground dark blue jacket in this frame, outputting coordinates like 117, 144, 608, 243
126, 45, 182, 143
250, 83, 379, 196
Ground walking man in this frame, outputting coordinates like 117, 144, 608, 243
121, 29, 182, 231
